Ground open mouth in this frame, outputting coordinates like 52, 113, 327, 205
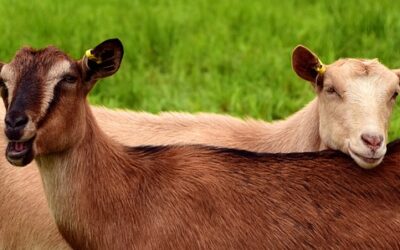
6, 137, 35, 166
348, 147, 383, 168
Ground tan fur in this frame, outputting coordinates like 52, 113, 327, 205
0, 42, 399, 248
0, 105, 138, 250
95, 99, 321, 152
39, 61, 71, 120
292, 46, 400, 168
0, 104, 317, 249
32, 99, 400, 249
318, 58, 399, 168
0, 64, 15, 105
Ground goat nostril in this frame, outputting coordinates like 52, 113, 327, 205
15, 115, 28, 128
5, 114, 28, 129
361, 133, 383, 149
5, 117, 12, 127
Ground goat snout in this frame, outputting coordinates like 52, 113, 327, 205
5, 112, 29, 140
361, 133, 383, 151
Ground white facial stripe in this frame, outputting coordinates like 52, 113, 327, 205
320, 72, 395, 147
351, 75, 395, 104
0, 64, 16, 105
319, 61, 398, 168
348, 76, 381, 103
20, 119, 36, 141
39, 60, 71, 120
347, 76, 391, 127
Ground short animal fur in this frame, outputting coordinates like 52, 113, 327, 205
2, 39, 400, 249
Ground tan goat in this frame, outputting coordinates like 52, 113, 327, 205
96, 47, 400, 169
0, 41, 399, 248
3, 39, 400, 249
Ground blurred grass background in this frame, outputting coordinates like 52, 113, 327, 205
0, 0, 400, 139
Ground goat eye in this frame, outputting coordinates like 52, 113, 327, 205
326, 86, 337, 95
392, 92, 399, 100
1, 86, 8, 100
0, 79, 8, 101
62, 75, 77, 84
0, 79, 7, 90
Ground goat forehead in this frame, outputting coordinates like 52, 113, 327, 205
348, 77, 390, 98
330, 59, 387, 76
326, 61, 397, 89
331, 58, 382, 72
9, 47, 71, 76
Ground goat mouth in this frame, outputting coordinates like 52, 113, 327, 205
6, 137, 35, 167
348, 147, 383, 169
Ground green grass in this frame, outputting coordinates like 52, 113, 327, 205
0, 0, 400, 139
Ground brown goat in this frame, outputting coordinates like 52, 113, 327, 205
2, 39, 400, 249
1, 42, 400, 249
0, 106, 156, 250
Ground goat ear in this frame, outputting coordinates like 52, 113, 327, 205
292, 45, 325, 85
81, 38, 124, 87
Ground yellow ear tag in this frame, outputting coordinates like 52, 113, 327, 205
314, 62, 326, 75
85, 49, 102, 64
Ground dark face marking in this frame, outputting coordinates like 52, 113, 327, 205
0, 39, 124, 167
5, 47, 75, 120
0, 47, 79, 166
7, 60, 42, 122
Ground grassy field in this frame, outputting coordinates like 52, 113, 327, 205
0, 0, 400, 139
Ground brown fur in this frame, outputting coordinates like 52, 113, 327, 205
1, 41, 400, 248
0, 106, 143, 249
0, 103, 318, 249
38, 104, 400, 249
2, 40, 400, 249
0, 46, 334, 250
0, 98, 319, 249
